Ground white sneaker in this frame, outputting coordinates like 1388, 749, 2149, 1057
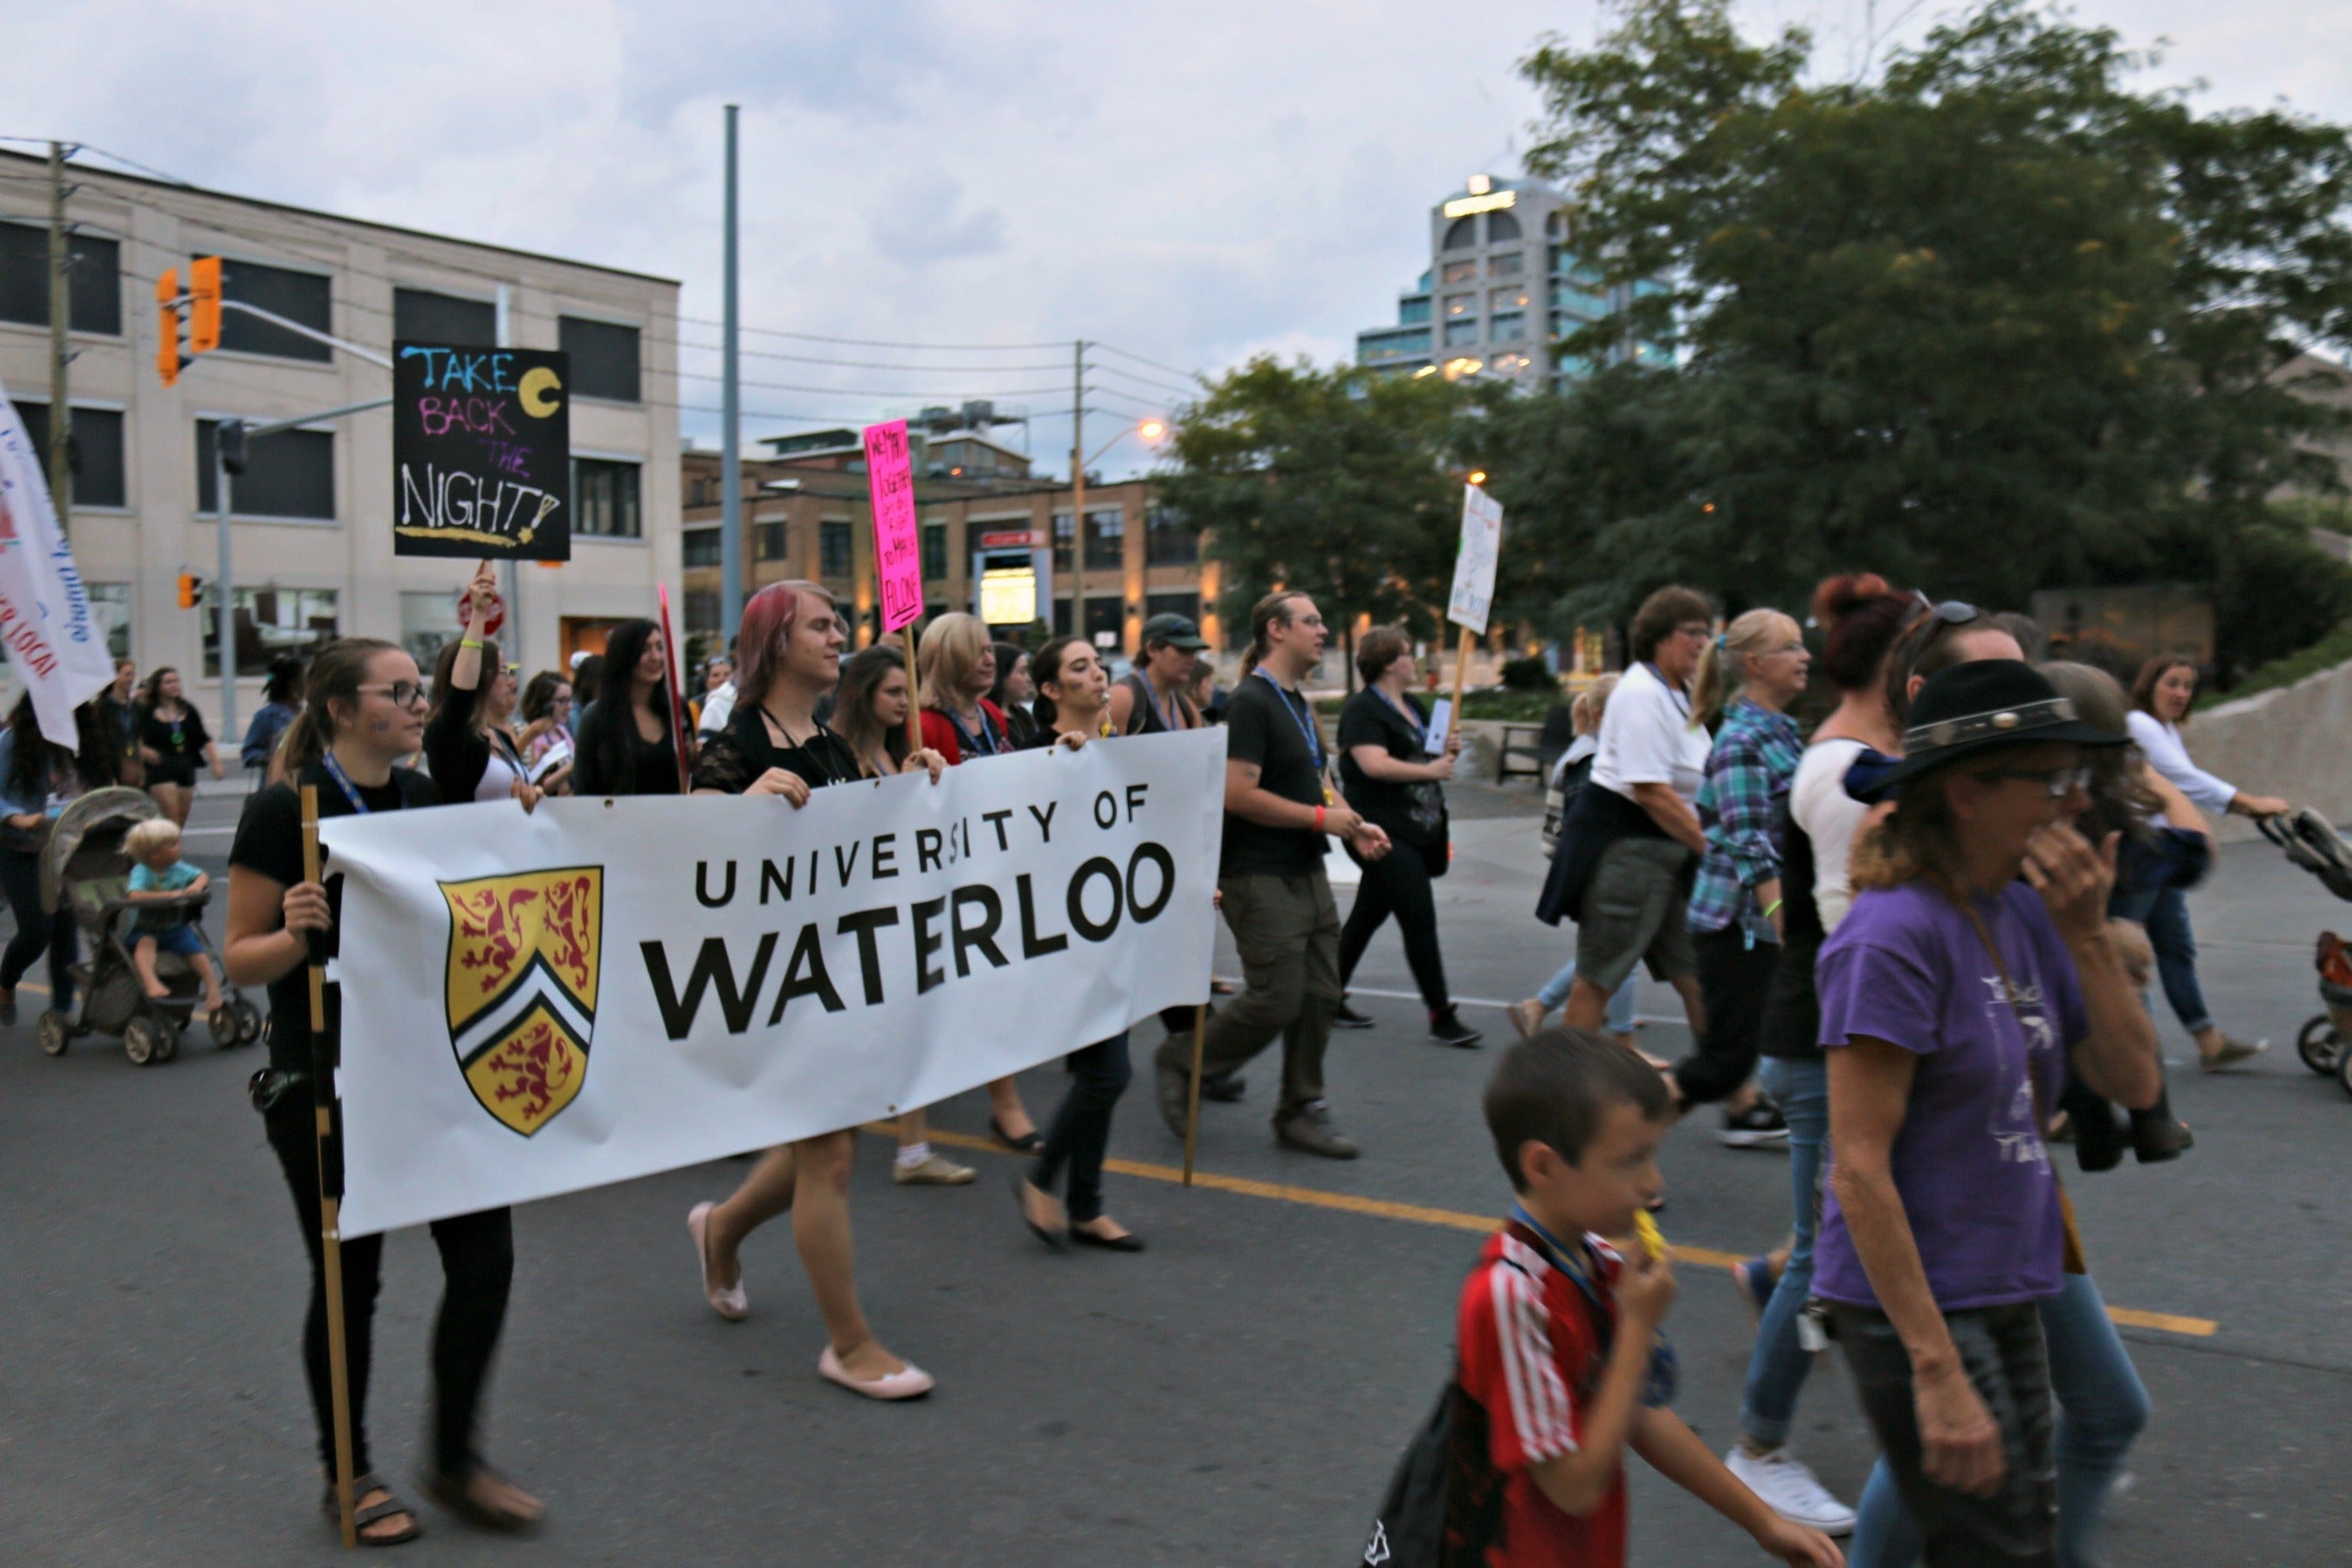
1724, 1445, 1855, 1536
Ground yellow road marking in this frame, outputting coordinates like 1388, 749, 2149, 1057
873, 1125, 2220, 1337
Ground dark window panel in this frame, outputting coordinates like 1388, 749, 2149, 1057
217, 259, 333, 361
1083, 597, 1123, 644
560, 316, 641, 403
202, 586, 340, 678
11, 402, 126, 508
683, 528, 720, 567
570, 457, 642, 538
922, 520, 948, 580
756, 520, 787, 560
1084, 507, 1124, 571
1144, 507, 1197, 566
1145, 591, 1202, 627
0, 223, 121, 335
819, 519, 853, 578
196, 419, 335, 519
393, 287, 497, 347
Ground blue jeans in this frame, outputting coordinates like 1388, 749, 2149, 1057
1849, 1272, 2150, 1568
2141, 885, 2211, 1036
1538, 958, 1638, 1032
1741, 1055, 1828, 1445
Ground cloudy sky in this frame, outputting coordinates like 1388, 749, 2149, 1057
7, 1, 2349, 475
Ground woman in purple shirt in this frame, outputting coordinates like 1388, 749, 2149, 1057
1816, 660, 2160, 1565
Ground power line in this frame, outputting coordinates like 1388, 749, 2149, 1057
1090, 361, 1198, 399
1092, 341, 1201, 382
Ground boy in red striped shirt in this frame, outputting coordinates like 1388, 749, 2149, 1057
1458, 1029, 1842, 1568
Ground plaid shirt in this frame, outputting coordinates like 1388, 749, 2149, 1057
1688, 697, 1804, 940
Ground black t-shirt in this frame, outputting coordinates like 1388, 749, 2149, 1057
575, 697, 681, 797
1221, 673, 1327, 878
690, 702, 861, 796
1118, 672, 1197, 736
230, 760, 439, 1071
139, 703, 211, 775
1336, 687, 1445, 845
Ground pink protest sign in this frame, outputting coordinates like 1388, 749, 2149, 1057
864, 420, 923, 634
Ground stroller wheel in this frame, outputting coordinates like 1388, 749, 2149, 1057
230, 998, 262, 1047
124, 1014, 168, 1066
35, 1009, 69, 1057
208, 1006, 238, 1049
2297, 1015, 2343, 1076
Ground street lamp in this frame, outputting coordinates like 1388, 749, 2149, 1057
1069, 416, 1170, 644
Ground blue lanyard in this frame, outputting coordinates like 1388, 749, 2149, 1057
1510, 1204, 1606, 1308
946, 704, 1003, 757
1151, 679, 1182, 733
1641, 663, 1693, 720
1253, 669, 1323, 774
319, 751, 401, 817
1379, 687, 1429, 751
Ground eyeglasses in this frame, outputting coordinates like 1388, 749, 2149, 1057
1675, 623, 1713, 641
1982, 763, 2092, 798
357, 681, 428, 708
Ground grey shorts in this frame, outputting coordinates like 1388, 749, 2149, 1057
1575, 837, 1698, 992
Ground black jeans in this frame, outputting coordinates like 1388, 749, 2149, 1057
1032, 1031, 1132, 1222
0, 845, 76, 1008
1834, 1301, 2059, 1566
264, 1098, 514, 1479
1676, 926, 1778, 1106
1338, 835, 1451, 1014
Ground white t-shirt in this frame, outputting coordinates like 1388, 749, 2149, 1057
698, 679, 738, 738
1589, 661, 1711, 806
2125, 710, 2235, 817
1792, 737, 1870, 933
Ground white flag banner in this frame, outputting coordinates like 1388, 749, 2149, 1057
324, 730, 1227, 1236
0, 382, 121, 745
1447, 483, 1504, 635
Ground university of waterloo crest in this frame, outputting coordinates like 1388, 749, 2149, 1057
439, 867, 603, 1136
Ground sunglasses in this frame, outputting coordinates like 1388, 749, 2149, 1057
358, 681, 429, 708
1911, 593, 1980, 627
1981, 763, 2092, 798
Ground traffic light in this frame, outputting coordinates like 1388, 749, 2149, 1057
176, 573, 201, 609
188, 255, 222, 355
155, 267, 182, 388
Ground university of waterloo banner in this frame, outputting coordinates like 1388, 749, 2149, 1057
325, 731, 1226, 1237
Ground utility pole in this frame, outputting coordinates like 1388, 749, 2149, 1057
494, 284, 524, 663
1069, 339, 1085, 642
46, 142, 72, 531
720, 104, 744, 650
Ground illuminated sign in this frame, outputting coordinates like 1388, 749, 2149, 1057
977, 529, 1044, 548
1441, 190, 1517, 219
980, 567, 1038, 625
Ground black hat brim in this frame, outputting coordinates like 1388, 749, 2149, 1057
1853, 721, 2127, 803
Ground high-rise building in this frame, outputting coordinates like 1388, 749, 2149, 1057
1355, 173, 1663, 392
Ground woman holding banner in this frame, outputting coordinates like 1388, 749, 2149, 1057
1010, 636, 1146, 1251
226, 638, 542, 1544
915, 611, 1042, 1152
686, 580, 937, 1401
573, 620, 684, 797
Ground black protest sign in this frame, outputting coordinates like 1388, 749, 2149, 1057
393, 343, 572, 560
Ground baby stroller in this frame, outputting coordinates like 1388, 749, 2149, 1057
2259, 810, 2352, 1096
34, 787, 261, 1065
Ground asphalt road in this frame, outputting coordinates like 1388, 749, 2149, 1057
2, 778, 2347, 1565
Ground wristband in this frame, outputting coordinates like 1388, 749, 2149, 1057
460, 637, 485, 651
1314, 805, 1326, 833
1761, 899, 1784, 920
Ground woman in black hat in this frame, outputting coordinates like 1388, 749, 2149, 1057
1812, 660, 2160, 1566
1108, 612, 1208, 736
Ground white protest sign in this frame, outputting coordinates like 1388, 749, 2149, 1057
0, 383, 122, 746
1447, 483, 1504, 635
324, 731, 1226, 1236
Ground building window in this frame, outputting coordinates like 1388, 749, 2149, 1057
1490, 285, 1532, 312
560, 316, 641, 403
11, 402, 126, 509
398, 590, 462, 671
1358, 327, 1430, 363
1398, 296, 1431, 326
1491, 352, 1534, 375
1051, 510, 1074, 573
684, 590, 721, 636
1486, 211, 1522, 243
1145, 591, 1201, 627
922, 520, 949, 580
1443, 319, 1480, 348
1491, 311, 1526, 342
1084, 508, 1124, 571
0, 223, 121, 335
219, 259, 333, 361
393, 287, 496, 347
683, 527, 721, 567
572, 457, 641, 538
820, 519, 853, 578
1441, 215, 1479, 250
1440, 259, 1478, 285
1145, 508, 1198, 566
756, 520, 787, 561
1488, 250, 1525, 278
196, 420, 334, 519
1084, 597, 1124, 646
205, 586, 339, 678
1443, 292, 1475, 319
1551, 279, 1612, 320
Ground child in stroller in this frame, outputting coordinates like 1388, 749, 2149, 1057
124, 818, 225, 1015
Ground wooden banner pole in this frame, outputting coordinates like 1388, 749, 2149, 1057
1182, 1000, 1208, 1187
1449, 626, 1475, 752
901, 617, 926, 763
657, 585, 693, 793
302, 785, 358, 1550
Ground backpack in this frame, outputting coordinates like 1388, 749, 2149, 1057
1540, 752, 1592, 858
1359, 1378, 1503, 1567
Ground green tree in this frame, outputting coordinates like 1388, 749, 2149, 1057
1160, 358, 1469, 685
1498, 0, 2352, 651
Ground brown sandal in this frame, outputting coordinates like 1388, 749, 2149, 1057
322, 1471, 422, 1547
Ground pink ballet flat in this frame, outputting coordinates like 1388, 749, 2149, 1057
818, 1344, 934, 1401
686, 1202, 749, 1321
